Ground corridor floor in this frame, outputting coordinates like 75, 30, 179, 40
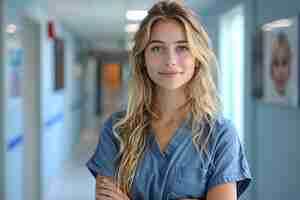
44, 126, 100, 200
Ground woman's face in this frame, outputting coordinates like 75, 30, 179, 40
271, 48, 291, 95
144, 19, 196, 91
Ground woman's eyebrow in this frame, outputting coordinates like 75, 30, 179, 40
148, 40, 188, 45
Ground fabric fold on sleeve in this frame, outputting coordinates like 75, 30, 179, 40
86, 113, 120, 178
207, 118, 252, 198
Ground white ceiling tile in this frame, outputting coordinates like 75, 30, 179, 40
48, 0, 216, 51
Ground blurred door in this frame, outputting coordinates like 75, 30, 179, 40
219, 4, 245, 141
83, 56, 97, 129
22, 16, 42, 200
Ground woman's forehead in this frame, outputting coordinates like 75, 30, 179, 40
149, 19, 187, 42
273, 47, 290, 60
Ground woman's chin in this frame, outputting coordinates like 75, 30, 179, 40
275, 86, 286, 96
156, 84, 186, 91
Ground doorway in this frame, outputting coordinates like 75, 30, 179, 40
21, 16, 42, 200
219, 5, 245, 141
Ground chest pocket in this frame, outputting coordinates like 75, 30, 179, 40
168, 165, 207, 199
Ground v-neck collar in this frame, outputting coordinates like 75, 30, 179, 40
148, 112, 192, 159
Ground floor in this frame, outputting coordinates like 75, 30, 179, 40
43, 96, 121, 200
44, 126, 100, 200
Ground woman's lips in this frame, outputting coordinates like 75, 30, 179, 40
158, 71, 183, 78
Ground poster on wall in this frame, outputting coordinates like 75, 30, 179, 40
54, 38, 65, 91
255, 16, 300, 107
8, 35, 23, 98
252, 30, 264, 99
102, 63, 121, 91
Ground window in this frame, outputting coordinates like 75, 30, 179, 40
219, 5, 245, 141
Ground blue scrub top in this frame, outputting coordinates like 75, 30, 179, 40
86, 111, 252, 200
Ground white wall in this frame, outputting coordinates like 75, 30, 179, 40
83, 56, 97, 129
22, 16, 42, 200
254, 1, 300, 199
200, 0, 300, 199
199, 1, 256, 200
0, 0, 5, 198
2, 0, 86, 199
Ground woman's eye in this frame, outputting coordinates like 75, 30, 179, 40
150, 46, 161, 53
272, 59, 279, 67
281, 60, 289, 66
176, 46, 189, 52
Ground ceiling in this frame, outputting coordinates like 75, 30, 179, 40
48, 0, 216, 52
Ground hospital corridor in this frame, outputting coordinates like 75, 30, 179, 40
1, 0, 300, 200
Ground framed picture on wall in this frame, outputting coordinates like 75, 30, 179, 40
7, 36, 23, 98
252, 29, 264, 99
255, 16, 300, 107
54, 37, 65, 90
102, 63, 121, 91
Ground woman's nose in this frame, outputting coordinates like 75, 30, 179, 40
165, 48, 177, 67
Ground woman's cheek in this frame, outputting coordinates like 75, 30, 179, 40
179, 56, 195, 69
149, 55, 162, 66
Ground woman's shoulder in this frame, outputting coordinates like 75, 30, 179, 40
99, 110, 127, 143
214, 115, 236, 133
195, 114, 236, 135
98, 111, 127, 137
191, 114, 239, 146
111, 110, 127, 122
200, 114, 239, 148
206, 115, 240, 148
102, 110, 127, 126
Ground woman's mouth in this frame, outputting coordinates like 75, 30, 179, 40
158, 71, 182, 77
159, 72, 178, 74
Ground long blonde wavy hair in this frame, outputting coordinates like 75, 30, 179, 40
113, 0, 221, 195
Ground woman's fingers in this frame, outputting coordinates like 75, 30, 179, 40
97, 187, 127, 200
96, 177, 130, 200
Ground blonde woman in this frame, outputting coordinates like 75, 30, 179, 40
87, 1, 251, 199
269, 31, 292, 104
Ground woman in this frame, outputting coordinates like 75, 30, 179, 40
269, 31, 292, 105
87, 1, 252, 199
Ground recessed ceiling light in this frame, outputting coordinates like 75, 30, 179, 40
125, 23, 140, 33
126, 10, 148, 21
262, 19, 293, 31
6, 24, 17, 34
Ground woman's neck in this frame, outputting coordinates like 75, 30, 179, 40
153, 88, 189, 121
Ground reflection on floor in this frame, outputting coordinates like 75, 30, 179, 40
44, 126, 100, 200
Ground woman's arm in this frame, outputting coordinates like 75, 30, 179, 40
96, 175, 131, 200
180, 182, 236, 200
206, 182, 237, 200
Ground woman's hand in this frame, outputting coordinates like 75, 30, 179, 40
96, 175, 130, 200
179, 199, 204, 200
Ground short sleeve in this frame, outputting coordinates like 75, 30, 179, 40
86, 114, 120, 178
207, 118, 252, 198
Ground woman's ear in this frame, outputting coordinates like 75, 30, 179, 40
194, 60, 201, 73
